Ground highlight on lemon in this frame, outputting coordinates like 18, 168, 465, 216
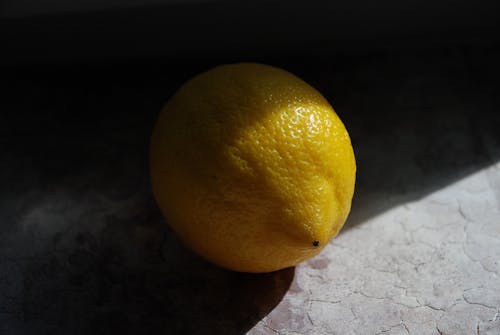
150, 63, 356, 273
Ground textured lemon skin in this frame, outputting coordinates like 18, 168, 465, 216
150, 63, 356, 273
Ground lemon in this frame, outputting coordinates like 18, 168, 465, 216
150, 63, 356, 273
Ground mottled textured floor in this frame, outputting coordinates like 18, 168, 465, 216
1, 47, 500, 334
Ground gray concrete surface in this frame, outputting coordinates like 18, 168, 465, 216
1, 49, 499, 334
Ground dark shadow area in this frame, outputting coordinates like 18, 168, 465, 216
1, 45, 500, 333
19, 207, 294, 335
309, 47, 500, 229
2, 0, 499, 67
0, 67, 294, 334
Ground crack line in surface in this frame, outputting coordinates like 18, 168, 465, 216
375, 322, 409, 335
354, 290, 422, 309
306, 312, 314, 326
459, 212, 499, 276
350, 307, 359, 321
353, 290, 384, 300
402, 321, 410, 335
263, 324, 280, 334
309, 298, 342, 304
462, 293, 497, 310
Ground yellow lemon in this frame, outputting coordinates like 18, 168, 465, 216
150, 63, 356, 273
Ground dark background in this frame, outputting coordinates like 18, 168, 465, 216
2, 0, 499, 66
1, 1, 500, 334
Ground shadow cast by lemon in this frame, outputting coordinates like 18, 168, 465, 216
20, 203, 294, 334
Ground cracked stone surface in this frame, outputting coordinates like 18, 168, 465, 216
1, 48, 500, 334
254, 165, 500, 335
